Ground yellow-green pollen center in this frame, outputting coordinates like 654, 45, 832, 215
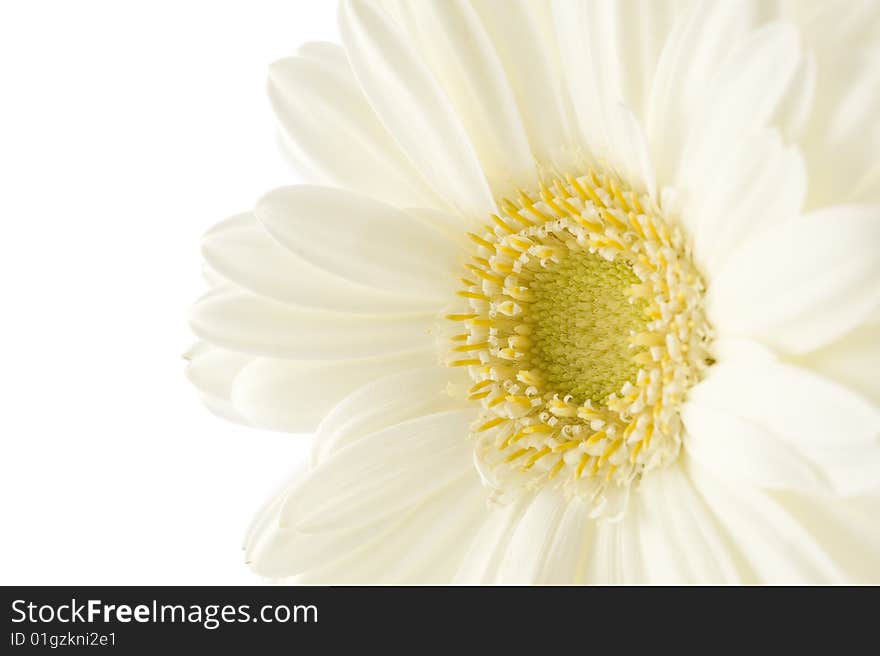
528, 253, 646, 406
445, 168, 713, 506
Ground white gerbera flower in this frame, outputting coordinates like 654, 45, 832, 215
187, 0, 880, 583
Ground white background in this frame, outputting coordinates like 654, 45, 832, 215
0, 1, 339, 584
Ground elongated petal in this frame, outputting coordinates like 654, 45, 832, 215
468, 0, 574, 168
795, 318, 880, 406
579, 511, 644, 584
492, 490, 570, 584
246, 408, 485, 581
203, 214, 440, 313
647, 1, 789, 186
468, 465, 741, 584
389, 0, 537, 196
291, 477, 487, 584
288, 410, 474, 532
771, 490, 880, 583
786, 0, 880, 51
338, 0, 496, 217
184, 343, 253, 425
230, 351, 435, 433
312, 365, 468, 465
684, 360, 880, 495
684, 130, 806, 275
781, 1, 880, 206
256, 185, 458, 297
677, 23, 803, 190
687, 459, 846, 583
708, 205, 880, 354
635, 464, 742, 583
554, 0, 680, 185
536, 497, 604, 584
269, 43, 443, 209
689, 360, 880, 447
683, 404, 827, 493
190, 286, 435, 360
801, 46, 880, 208
453, 496, 531, 584
185, 342, 251, 403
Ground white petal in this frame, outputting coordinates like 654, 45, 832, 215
684, 130, 806, 276
492, 490, 569, 584
711, 336, 778, 365
789, 0, 880, 204
609, 106, 658, 198
708, 205, 880, 354
196, 394, 249, 426
687, 458, 846, 583
536, 496, 600, 584
256, 186, 458, 298
771, 490, 880, 583
453, 496, 530, 584
286, 409, 474, 532
464, 467, 742, 584
580, 512, 644, 584
290, 477, 487, 584
184, 342, 250, 401
771, 53, 816, 141
785, 0, 880, 54
805, 447, 880, 497
468, 0, 574, 167
682, 403, 827, 493
553, 0, 680, 181
338, 0, 496, 218
268, 43, 443, 209
647, 1, 785, 186
491, 488, 647, 584
851, 162, 880, 205
689, 360, 879, 447
202, 214, 440, 313
184, 343, 253, 425
794, 318, 880, 406
245, 467, 306, 559
190, 286, 435, 360
686, 360, 880, 495
250, 473, 485, 583
405, 206, 475, 242
635, 464, 742, 583
389, 0, 537, 196
230, 351, 435, 433
201, 262, 230, 290
313, 365, 467, 465
677, 23, 803, 189
800, 46, 880, 208
247, 408, 482, 580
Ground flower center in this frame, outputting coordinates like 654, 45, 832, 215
528, 251, 646, 406
446, 169, 712, 508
